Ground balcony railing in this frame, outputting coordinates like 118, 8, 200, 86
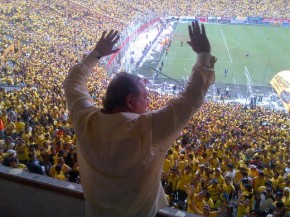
0, 165, 200, 217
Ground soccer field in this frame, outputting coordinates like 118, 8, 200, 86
162, 23, 290, 86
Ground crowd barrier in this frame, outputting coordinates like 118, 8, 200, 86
177, 16, 290, 26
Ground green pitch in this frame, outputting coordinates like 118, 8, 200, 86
162, 23, 290, 86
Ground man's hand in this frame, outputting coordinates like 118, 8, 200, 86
187, 21, 210, 53
94, 30, 120, 58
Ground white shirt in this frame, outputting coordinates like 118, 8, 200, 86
226, 169, 236, 182
64, 51, 215, 217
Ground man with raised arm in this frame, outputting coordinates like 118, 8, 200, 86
64, 21, 216, 217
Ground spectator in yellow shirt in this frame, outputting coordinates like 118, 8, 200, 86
22, 127, 32, 144
177, 154, 186, 173
15, 138, 29, 165
0, 148, 4, 163
223, 176, 236, 201
271, 172, 281, 191
204, 191, 215, 209
163, 151, 173, 176
5, 118, 16, 137
209, 151, 220, 169
185, 189, 205, 215
53, 164, 67, 181
206, 179, 222, 206
9, 157, 27, 171
237, 198, 250, 217
239, 183, 254, 211
178, 165, 193, 201
263, 164, 274, 180
253, 171, 267, 193
15, 117, 25, 137
214, 168, 225, 186
49, 157, 71, 178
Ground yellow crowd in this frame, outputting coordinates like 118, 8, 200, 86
72, 0, 289, 18
162, 102, 289, 216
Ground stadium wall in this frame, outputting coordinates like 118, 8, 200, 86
0, 165, 85, 217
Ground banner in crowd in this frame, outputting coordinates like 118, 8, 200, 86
196, 16, 207, 22
247, 17, 263, 21
211, 16, 290, 25
236, 16, 248, 21
220, 17, 232, 23
270, 70, 290, 112
208, 16, 218, 23
179, 16, 208, 22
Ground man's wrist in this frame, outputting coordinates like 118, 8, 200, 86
91, 50, 102, 60
82, 49, 101, 69
197, 52, 212, 68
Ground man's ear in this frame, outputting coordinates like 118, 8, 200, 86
125, 95, 135, 111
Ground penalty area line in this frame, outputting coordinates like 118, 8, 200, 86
221, 30, 233, 63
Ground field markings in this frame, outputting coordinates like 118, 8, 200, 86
221, 30, 233, 63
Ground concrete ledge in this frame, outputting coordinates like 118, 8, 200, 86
0, 165, 200, 217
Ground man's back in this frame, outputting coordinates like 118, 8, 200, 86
75, 110, 168, 216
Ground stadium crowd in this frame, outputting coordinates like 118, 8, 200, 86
76, 0, 289, 19
0, 0, 290, 216
161, 102, 290, 216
